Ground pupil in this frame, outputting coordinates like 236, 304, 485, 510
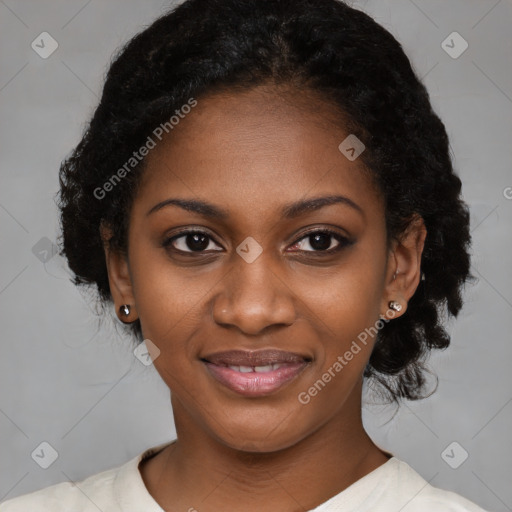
310, 233, 331, 251
187, 233, 209, 251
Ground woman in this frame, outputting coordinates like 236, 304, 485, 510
0, 0, 487, 510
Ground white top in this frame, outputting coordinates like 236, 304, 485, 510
0, 441, 487, 511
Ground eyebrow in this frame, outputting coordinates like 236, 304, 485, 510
147, 194, 363, 219
281, 194, 363, 218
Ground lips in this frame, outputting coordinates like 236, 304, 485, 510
202, 349, 310, 367
201, 349, 311, 397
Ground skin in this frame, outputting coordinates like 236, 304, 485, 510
102, 84, 426, 512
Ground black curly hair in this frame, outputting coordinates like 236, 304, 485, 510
57, 0, 474, 403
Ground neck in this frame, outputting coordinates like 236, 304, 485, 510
140, 384, 390, 512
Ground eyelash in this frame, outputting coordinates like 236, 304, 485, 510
162, 228, 353, 256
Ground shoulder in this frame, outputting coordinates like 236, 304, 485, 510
0, 462, 122, 512
0, 441, 173, 512
385, 458, 488, 512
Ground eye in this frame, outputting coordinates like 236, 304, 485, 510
163, 228, 352, 256
288, 229, 352, 254
163, 230, 222, 253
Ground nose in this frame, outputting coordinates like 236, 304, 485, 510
212, 253, 297, 336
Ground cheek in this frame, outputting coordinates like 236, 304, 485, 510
295, 276, 379, 413
299, 263, 383, 337
295, 263, 384, 392
128, 241, 207, 338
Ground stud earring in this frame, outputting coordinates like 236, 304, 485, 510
388, 301, 402, 312
119, 304, 131, 317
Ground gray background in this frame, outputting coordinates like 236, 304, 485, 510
1, 0, 511, 510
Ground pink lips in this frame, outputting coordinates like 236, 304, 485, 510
202, 349, 310, 397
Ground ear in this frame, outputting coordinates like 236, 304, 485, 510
100, 222, 138, 323
381, 213, 427, 319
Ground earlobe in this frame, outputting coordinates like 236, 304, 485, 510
118, 303, 138, 324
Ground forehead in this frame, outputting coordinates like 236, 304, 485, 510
136, 84, 384, 224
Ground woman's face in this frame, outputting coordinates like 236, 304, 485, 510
105, 85, 424, 452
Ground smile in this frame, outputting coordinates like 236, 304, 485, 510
201, 349, 311, 397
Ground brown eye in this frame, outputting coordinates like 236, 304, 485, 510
164, 231, 223, 253
288, 229, 352, 254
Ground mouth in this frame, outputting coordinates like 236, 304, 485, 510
201, 349, 311, 397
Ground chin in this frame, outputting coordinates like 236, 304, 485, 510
208, 417, 312, 455
223, 436, 302, 455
